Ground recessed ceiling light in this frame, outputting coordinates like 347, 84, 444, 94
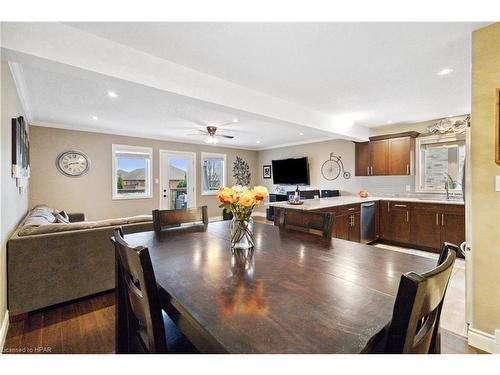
107, 91, 118, 98
447, 114, 453, 118
299, 132, 304, 136
92, 115, 98, 121
256, 140, 261, 144
437, 68, 454, 76
387, 120, 393, 124
233, 118, 239, 123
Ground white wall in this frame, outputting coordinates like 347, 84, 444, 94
1, 61, 30, 346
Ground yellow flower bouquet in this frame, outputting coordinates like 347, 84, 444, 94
217, 185, 268, 250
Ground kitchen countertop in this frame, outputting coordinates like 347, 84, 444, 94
267, 195, 464, 211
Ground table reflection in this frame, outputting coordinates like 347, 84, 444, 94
217, 249, 268, 317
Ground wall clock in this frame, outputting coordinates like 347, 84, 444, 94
56, 150, 90, 177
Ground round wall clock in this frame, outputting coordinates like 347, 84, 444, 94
56, 150, 90, 177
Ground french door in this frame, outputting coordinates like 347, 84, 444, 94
159, 150, 196, 210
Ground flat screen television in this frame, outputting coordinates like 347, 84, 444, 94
272, 157, 310, 185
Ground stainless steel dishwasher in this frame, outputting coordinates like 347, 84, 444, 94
360, 202, 376, 244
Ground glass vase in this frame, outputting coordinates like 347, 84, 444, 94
230, 217, 254, 251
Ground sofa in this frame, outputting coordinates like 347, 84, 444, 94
7, 205, 153, 317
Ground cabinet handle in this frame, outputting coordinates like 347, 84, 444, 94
348, 207, 355, 211
406, 164, 409, 175
387, 201, 390, 212
436, 213, 439, 225
367, 166, 370, 175
441, 213, 444, 227
394, 204, 407, 208
370, 166, 373, 175
406, 211, 409, 222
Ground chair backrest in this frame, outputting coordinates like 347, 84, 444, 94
278, 208, 334, 238
152, 206, 208, 231
320, 189, 340, 198
111, 228, 167, 353
286, 189, 320, 200
384, 242, 457, 353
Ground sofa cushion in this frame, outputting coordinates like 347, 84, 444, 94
30, 207, 56, 223
17, 215, 152, 236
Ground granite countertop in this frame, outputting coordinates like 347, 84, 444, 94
266, 195, 464, 210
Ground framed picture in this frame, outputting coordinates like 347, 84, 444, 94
263, 164, 272, 179
496, 88, 500, 164
12, 116, 30, 187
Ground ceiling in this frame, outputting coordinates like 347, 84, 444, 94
67, 22, 485, 127
17, 60, 332, 150
1, 22, 488, 149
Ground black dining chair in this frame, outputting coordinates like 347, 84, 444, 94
152, 206, 208, 232
278, 208, 334, 238
362, 242, 458, 354
111, 227, 198, 354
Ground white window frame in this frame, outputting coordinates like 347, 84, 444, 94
112, 144, 153, 200
201, 152, 226, 195
415, 133, 465, 194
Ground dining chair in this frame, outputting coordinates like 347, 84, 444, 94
152, 206, 208, 232
278, 208, 334, 238
111, 227, 198, 354
362, 242, 458, 354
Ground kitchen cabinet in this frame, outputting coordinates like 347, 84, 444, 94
378, 200, 391, 240
331, 204, 360, 242
354, 131, 419, 176
355, 142, 371, 176
389, 202, 411, 244
370, 140, 389, 175
388, 136, 413, 175
410, 204, 442, 249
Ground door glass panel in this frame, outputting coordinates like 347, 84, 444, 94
168, 158, 188, 209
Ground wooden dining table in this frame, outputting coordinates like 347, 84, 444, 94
117, 221, 436, 353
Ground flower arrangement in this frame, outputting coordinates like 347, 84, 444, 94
217, 185, 268, 250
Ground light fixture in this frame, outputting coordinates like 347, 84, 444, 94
387, 120, 393, 124
92, 115, 99, 121
256, 140, 261, 144
299, 132, 304, 136
437, 68, 453, 76
233, 118, 239, 123
107, 91, 118, 98
205, 136, 218, 145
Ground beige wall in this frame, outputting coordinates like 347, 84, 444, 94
1, 62, 30, 339
29, 126, 258, 219
470, 23, 500, 335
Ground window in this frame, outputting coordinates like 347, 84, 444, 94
201, 152, 226, 195
415, 134, 465, 193
112, 144, 152, 199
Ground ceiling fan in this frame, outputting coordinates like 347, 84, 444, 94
187, 124, 236, 144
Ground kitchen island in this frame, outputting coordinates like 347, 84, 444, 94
268, 195, 465, 255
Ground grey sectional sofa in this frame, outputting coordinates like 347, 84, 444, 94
7, 205, 153, 318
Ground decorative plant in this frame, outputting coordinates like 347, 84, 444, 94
233, 156, 251, 186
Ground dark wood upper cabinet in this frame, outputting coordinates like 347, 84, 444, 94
370, 140, 389, 175
388, 137, 414, 175
355, 142, 370, 176
355, 131, 419, 176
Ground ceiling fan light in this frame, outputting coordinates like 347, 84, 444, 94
205, 136, 218, 144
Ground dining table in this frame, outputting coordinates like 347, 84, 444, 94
117, 220, 437, 353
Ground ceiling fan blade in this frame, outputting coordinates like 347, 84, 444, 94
218, 134, 234, 139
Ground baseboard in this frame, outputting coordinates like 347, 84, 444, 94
468, 326, 496, 353
0, 310, 9, 354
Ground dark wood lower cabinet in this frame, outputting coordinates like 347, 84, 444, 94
274, 200, 464, 255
